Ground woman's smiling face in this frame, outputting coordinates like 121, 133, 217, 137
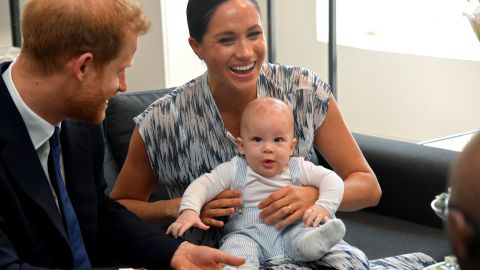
189, 0, 266, 95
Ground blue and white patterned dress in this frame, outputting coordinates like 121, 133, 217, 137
135, 63, 435, 269
135, 63, 329, 199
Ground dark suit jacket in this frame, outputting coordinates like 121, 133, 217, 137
0, 61, 182, 270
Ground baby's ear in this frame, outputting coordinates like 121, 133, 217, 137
290, 138, 297, 154
236, 137, 245, 155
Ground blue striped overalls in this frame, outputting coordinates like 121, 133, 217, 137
220, 157, 323, 268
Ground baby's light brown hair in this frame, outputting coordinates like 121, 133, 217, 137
239, 97, 295, 136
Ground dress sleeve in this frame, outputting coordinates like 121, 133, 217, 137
133, 97, 165, 180
308, 69, 332, 132
287, 65, 332, 132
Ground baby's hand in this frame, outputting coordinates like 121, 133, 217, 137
166, 209, 210, 238
303, 204, 330, 227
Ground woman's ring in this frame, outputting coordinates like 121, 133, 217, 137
287, 205, 293, 214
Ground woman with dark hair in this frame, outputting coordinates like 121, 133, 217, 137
112, 0, 381, 268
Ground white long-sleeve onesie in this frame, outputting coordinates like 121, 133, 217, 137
180, 156, 344, 217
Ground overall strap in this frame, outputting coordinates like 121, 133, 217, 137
232, 157, 248, 214
232, 156, 248, 190
287, 157, 301, 186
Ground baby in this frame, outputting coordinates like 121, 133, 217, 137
167, 97, 346, 269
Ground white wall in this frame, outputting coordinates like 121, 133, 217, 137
272, 0, 480, 142
0, 1, 13, 48
160, 0, 206, 87
126, 0, 166, 91
338, 47, 480, 142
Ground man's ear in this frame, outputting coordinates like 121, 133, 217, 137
447, 210, 475, 263
188, 37, 203, 60
71, 52, 94, 81
237, 137, 245, 155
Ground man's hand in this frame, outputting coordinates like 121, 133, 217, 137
200, 190, 242, 227
166, 209, 209, 238
258, 185, 318, 228
170, 242, 245, 270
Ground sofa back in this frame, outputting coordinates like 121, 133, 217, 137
104, 88, 458, 228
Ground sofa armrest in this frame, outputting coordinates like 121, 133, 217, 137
316, 133, 458, 228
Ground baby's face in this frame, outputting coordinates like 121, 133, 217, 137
237, 112, 296, 177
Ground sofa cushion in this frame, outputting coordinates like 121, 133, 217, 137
337, 211, 450, 261
353, 133, 458, 229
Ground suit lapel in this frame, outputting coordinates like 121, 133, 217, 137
1, 130, 68, 241
60, 120, 98, 248
0, 62, 68, 241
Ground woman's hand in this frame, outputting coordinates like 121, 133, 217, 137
200, 189, 243, 227
258, 185, 318, 229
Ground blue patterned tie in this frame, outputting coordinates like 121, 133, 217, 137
49, 127, 91, 268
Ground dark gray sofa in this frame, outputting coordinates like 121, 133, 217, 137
103, 89, 457, 262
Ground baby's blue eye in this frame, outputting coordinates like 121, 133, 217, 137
274, 137, 284, 142
254, 137, 262, 142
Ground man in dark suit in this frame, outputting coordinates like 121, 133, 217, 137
446, 133, 480, 270
0, 0, 244, 269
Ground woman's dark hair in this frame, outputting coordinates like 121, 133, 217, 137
186, 0, 260, 43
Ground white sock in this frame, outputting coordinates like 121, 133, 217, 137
293, 219, 346, 262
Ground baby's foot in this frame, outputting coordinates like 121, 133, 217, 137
295, 219, 346, 261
